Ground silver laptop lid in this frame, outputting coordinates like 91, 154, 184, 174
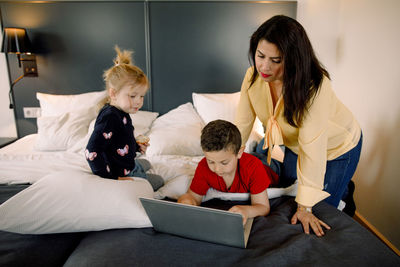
140, 197, 253, 248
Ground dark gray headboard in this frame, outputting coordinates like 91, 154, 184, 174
0, 1, 296, 137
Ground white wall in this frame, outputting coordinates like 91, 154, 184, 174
0, 24, 18, 138
297, 0, 400, 250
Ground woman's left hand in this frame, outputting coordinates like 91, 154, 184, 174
291, 208, 331, 237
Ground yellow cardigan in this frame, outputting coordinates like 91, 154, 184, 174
235, 67, 361, 207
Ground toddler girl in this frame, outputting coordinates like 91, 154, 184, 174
85, 46, 163, 191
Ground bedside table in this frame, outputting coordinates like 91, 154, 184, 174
0, 137, 18, 148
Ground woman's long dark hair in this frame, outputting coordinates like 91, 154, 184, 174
248, 15, 330, 127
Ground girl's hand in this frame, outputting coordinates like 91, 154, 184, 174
229, 205, 248, 225
136, 135, 150, 154
291, 207, 331, 237
137, 142, 149, 154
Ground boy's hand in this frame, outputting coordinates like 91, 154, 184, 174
229, 205, 248, 225
227, 190, 270, 225
178, 196, 198, 206
177, 190, 202, 206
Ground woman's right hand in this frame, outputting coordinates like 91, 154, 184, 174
291, 206, 331, 237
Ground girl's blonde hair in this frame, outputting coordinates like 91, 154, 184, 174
99, 45, 149, 107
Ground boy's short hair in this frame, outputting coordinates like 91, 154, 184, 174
201, 120, 242, 154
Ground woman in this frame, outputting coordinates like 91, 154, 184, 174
235, 15, 362, 237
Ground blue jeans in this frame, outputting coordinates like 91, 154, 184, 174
128, 159, 148, 179
127, 159, 164, 191
256, 133, 363, 207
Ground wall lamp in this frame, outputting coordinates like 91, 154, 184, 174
1, 27, 38, 109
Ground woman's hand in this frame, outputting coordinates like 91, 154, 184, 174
291, 206, 331, 237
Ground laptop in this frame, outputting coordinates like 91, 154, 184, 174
139, 197, 253, 248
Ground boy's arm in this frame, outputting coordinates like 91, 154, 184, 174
229, 189, 270, 224
177, 189, 203, 206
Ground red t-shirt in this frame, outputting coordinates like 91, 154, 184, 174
190, 152, 278, 196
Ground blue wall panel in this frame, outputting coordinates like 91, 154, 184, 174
149, 1, 296, 114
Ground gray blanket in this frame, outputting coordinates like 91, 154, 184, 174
0, 185, 399, 266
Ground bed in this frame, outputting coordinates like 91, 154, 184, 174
1, 91, 399, 266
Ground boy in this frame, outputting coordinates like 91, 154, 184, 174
178, 120, 278, 224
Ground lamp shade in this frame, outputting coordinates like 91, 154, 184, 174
1, 27, 33, 54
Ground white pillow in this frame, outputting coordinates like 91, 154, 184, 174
35, 106, 97, 151
154, 175, 298, 201
130, 110, 159, 137
154, 174, 192, 200
192, 92, 264, 152
37, 91, 107, 117
192, 92, 240, 124
146, 103, 204, 156
202, 188, 250, 202
201, 183, 298, 202
67, 118, 96, 154
0, 170, 153, 234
